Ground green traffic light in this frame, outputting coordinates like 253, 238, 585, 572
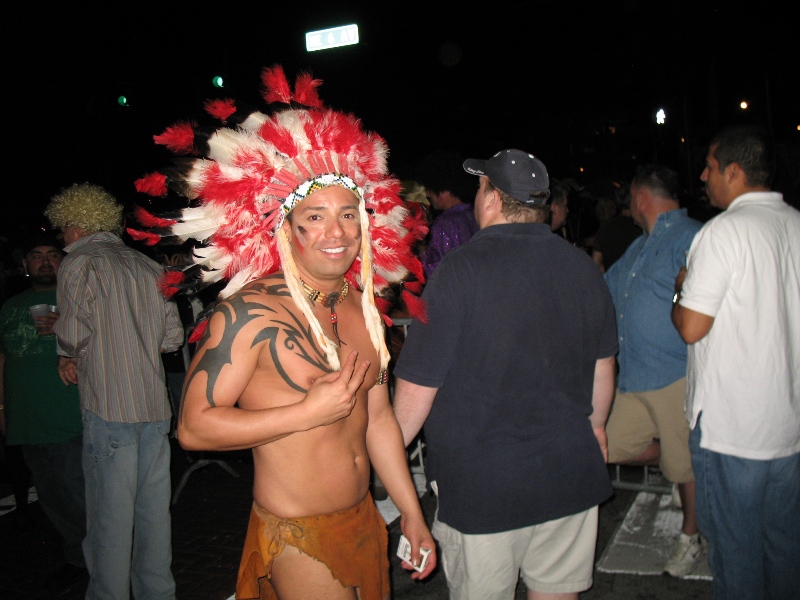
212, 76, 224, 88
117, 95, 129, 107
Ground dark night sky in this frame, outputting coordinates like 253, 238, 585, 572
6, 1, 798, 243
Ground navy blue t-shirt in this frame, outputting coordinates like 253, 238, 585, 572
394, 222, 617, 534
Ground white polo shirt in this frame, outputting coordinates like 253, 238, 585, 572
680, 192, 800, 460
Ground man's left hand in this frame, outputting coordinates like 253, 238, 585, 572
398, 516, 438, 580
593, 426, 609, 463
58, 356, 78, 386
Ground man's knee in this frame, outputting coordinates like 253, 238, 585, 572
606, 393, 658, 463
608, 438, 660, 465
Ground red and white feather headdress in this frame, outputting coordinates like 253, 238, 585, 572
128, 65, 427, 373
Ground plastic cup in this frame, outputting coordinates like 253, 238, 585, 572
29, 304, 50, 319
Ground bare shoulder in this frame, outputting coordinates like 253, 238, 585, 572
185, 273, 324, 407
186, 275, 288, 372
224, 274, 288, 308
199, 275, 286, 330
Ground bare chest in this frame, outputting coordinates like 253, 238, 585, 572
240, 296, 380, 406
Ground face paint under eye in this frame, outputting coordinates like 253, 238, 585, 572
294, 226, 307, 254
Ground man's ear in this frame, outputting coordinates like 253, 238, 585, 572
484, 188, 499, 210
725, 162, 740, 184
281, 218, 293, 243
22, 258, 28, 275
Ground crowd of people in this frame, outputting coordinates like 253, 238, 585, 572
0, 61, 797, 600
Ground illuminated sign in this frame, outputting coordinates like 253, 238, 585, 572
306, 24, 359, 52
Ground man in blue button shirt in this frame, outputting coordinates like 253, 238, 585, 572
604, 164, 703, 577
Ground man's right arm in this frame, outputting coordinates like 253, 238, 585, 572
177, 293, 370, 452
671, 267, 715, 344
53, 258, 92, 358
590, 355, 616, 462
391, 378, 438, 447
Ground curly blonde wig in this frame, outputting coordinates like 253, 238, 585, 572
45, 183, 124, 235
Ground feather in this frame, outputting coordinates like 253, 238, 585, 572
206, 128, 254, 164
132, 205, 177, 228
134, 171, 169, 197
292, 72, 324, 107
154, 121, 197, 154
187, 318, 209, 343
159, 271, 185, 297
126, 228, 162, 246
260, 65, 291, 104
404, 280, 424, 294
239, 111, 269, 132
402, 290, 428, 324
374, 296, 392, 315
204, 98, 237, 122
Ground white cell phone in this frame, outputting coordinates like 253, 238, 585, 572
396, 534, 431, 572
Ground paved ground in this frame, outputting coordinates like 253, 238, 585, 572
0, 439, 713, 599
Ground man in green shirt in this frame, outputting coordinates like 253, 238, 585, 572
0, 232, 86, 582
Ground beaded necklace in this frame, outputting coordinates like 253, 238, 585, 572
300, 279, 349, 346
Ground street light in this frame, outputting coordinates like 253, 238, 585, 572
654, 108, 666, 162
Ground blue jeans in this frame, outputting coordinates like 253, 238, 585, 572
690, 417, 800, 600
21, 435, 86, 567
82, 410, 176, 600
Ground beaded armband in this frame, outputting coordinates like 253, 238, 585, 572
376, 370, 389, 385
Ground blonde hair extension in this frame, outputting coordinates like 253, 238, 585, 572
276, 226, 342, 371
358, 202, 391, 372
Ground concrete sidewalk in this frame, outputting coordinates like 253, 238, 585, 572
1, 440, 712, 599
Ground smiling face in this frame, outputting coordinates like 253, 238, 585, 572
282, 184, 363, 289
23, 245, 63, 288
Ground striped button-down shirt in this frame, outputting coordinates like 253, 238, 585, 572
54, 232, 184, 422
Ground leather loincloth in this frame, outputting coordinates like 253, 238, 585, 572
236, 492, 390, 599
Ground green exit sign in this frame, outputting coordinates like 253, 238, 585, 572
306, 24, 359, 52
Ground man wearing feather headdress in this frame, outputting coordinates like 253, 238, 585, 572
129, 65, 435, 599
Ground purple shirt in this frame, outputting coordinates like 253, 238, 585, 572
421, 203, 479, 277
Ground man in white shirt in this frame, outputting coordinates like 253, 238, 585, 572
672, 124, 800, 600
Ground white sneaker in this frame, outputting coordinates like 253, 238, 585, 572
664, 532, 703, 577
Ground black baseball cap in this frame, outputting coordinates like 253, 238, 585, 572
463, 149, 550, 205
22, 232, 63, 258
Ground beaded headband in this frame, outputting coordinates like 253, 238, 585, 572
277, 173, 362, 229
